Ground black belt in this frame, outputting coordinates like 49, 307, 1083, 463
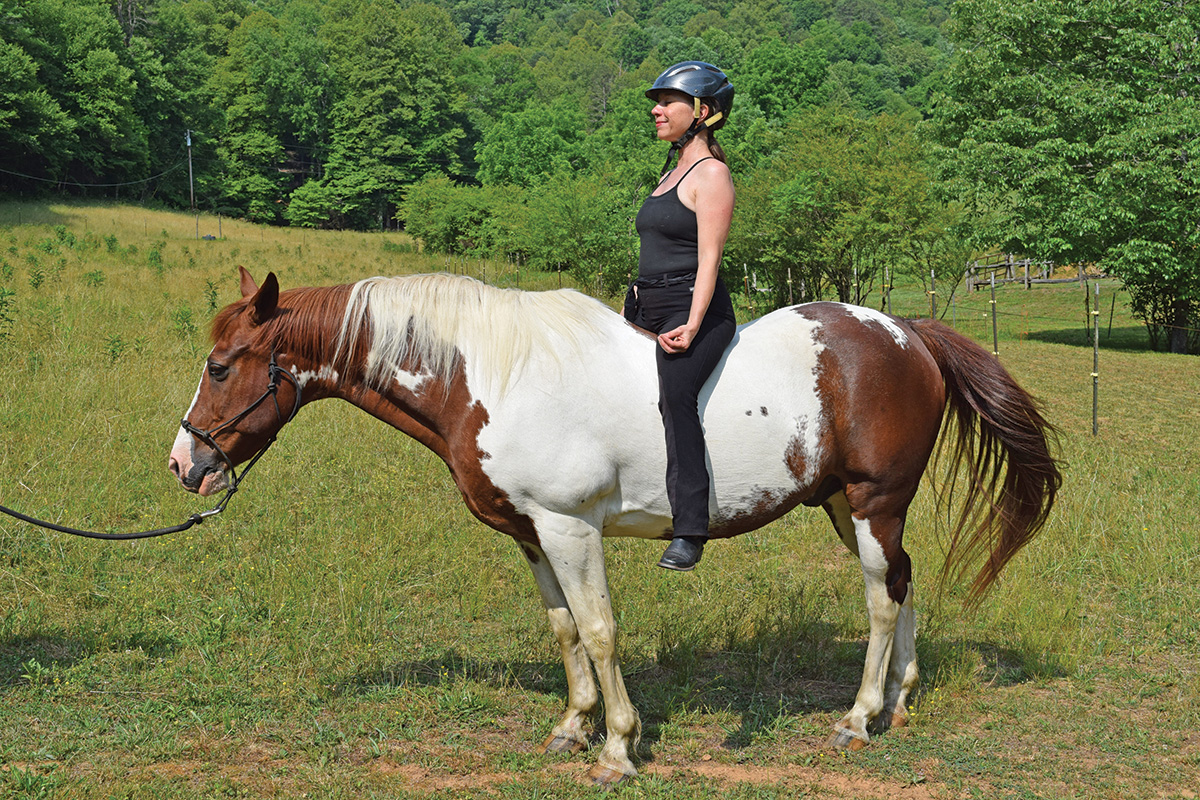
625, 271, 698, 322
634, 271, 697, 289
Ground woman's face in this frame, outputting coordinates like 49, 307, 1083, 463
650, 90, 707, 142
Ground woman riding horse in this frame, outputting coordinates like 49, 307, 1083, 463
630, 61, 737, 572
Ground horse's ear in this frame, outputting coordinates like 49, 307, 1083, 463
238, 265, 259, 298
245, 272, 279, 326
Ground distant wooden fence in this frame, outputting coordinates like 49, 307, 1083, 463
965, 253, 1105, 292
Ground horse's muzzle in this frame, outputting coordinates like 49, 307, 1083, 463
168, 453, 228, 496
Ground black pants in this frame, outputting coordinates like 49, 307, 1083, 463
634, 277, 736, 539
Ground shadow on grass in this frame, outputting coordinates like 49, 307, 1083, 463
1026, 325, 1158, 352
329, 619, 1055, 759
336, 649, 573, 699
0, 630, 182, 692
0, 634, 88, 690
0, 200, 79, 229
921, 635, 1072, 688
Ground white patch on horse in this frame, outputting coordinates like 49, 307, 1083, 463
390, 365, 434, 394
853, 515, 889, 577
704, 311, 828, 513
170, 360, 208, 465
293, 364, 340, 390
476, 306, 833, 540
842, 305, 908, 347
473, 315, 662, 529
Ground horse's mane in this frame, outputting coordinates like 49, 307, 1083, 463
211, 284, 356, 368
333, 273, 617, 395
210, 273, 617, 395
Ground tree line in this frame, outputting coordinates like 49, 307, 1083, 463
1, 0, 1196, 351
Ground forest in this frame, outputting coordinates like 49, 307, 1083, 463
1, 0, 1197, 348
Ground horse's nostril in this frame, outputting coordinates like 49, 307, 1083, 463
168, 457, 182, 479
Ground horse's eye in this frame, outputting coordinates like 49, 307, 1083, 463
208, 363, 229, 382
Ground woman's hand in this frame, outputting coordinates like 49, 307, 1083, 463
658, 323, 697, 354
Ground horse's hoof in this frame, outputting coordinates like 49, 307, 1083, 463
827, 727, 869, 752
539, 733, 588, 755
890, 711, 909, 729
587, 763, 634, 787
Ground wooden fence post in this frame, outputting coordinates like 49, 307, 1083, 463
1092, 282, 1100, 436
885, 266, 891, 314
990, 272, 999, 357
929, 269, 937, 319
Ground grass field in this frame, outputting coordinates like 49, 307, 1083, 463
1, 200, 1197, 799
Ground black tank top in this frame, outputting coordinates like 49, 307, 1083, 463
635, 158, 713, 279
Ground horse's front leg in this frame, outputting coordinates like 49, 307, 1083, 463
534, 514, 640, 785
519, 541, 597, 756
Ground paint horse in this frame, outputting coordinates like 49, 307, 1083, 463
169, 268, 1059, 785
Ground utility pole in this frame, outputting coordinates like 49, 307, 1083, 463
186, 129, 195, 211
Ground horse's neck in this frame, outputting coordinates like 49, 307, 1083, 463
326, 344, 477, 466
311, 282, 651, 466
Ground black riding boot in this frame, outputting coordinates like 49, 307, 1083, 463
657, 536, 706, 571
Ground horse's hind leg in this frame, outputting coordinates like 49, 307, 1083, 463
822, 491, 919, 749
885, 585, 919, 731
520, 542, 597, 756
823, 490, 860, 558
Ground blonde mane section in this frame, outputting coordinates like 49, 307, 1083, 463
333, 273, 618, 396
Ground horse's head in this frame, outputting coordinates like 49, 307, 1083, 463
168, 267, 301, 496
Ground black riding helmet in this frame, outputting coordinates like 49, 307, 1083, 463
646, 61, 734, 130
646, 61, 734, 173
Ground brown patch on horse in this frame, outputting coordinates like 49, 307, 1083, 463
790, 304, 947, 605
885, 547, 912, 604
350, 350, 540, 546
451, 393, 540, 545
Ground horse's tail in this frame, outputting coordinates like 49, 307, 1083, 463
906, 318, 1062, 605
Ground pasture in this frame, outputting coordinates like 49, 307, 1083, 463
1, 201, 1197, 799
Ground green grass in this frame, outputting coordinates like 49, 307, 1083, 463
1, 200, 1198, 799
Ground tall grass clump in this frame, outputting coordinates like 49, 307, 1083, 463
0, 286, 14, 340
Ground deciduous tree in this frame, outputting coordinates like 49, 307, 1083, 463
930, 0, 1200, 352
475, 98, 587, 187
728, 108, 948, 309
299, 0, 468, 228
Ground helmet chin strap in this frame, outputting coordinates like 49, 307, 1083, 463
660, 109, 725, 176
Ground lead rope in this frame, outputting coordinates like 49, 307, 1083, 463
0, 355, 301, 541
0, 499, 222, 541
